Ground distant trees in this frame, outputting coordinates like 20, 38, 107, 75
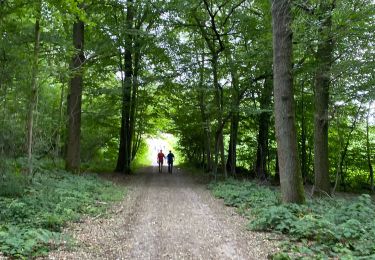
163, 0, 373, 197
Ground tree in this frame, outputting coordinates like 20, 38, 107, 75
27, 0, 42, 175
366, 103, 374, 192
255, 75, 273, 180
271, 0, 305, 203
115, 0, 134, 173
313, 0, 335, 196
66, 16, 85, 172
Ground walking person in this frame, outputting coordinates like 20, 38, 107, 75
167, 150, 175, 173
157, 150, 165, 173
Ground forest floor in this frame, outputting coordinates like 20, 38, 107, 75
43, 166, 280, 259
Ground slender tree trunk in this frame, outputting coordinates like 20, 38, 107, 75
300, 82, 307, 182
271, 0, 305, 203
0, 51, 6, 156
366, 103, 373, 191
192, 11, 225, 177
115, 0, 133, 173
55, 80, 65, 158
226, 111, 239, 176
255, 76, 272, 180
129, 44, 140, 162
199, 95, 212, 172
66, 18, 85, 172
212, 53, 219, 177
333, 105, 362, 192
313, 1, 335, 196
27, 1, 41, 175
275, 151, 280, 183
212, 53, 226, 177
198, 53, 212, 172
226, 54, 240, 176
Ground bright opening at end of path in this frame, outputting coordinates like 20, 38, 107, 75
146, 133, 181, 166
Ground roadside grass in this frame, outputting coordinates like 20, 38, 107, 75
0, 161, 125, 259
209, 179, 375, 259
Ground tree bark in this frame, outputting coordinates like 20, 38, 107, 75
225, 46, 240, 176
55, 79, 65, 158
271, 0, 305, 203
300, 82, 307, 182
226, 110, 239, 176
212, 52, 226, 177
366, 103, 373, 191
27, 0, 41, 175
313, 1, 335, 196
66, 18, 85, 173
115, 0, 134, 173
255, 76, 272, 180
129, 41, 140, 162
198, 53, 212, 172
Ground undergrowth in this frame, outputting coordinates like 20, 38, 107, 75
209, 179, 375, 259
0, 163, 125, 259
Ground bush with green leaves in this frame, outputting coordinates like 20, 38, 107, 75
0, 168, 125, 258
210, 179, 375, 258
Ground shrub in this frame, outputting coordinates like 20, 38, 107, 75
0, 160, 27, 197
209, 179, 375, 258
0, 167, 125, 258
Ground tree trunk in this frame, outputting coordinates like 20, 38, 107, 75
198, 53, 212, 172
212, 53, 226, 177
27, 1, 41, 175
255, 76, 272, 180
226, 52, 240, 176
129, 42, 140, 162
192, 10, 226, 177
366, 103, 373, 191
55, 79, 65, 158
66, 19, 85, 173
199, 94, 212, 172
313, 1, 335, 196
271, 0, 305, 203
275, 151, 280, 183
115, 0, 134, 173
300, 82, 307, 182
226, 112, 239, 176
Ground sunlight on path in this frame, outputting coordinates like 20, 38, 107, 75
146, 134, 175, 166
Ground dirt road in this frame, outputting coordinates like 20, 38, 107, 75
48, 167, 278, 259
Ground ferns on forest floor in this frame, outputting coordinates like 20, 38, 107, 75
209, 179, 375, 259
0, 164, 125, 258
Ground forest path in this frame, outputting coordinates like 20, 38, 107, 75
46, 167, 279, 259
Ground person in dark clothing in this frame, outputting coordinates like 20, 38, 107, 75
167, 150, 175, 173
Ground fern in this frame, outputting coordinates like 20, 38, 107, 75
210, 180, 375, 258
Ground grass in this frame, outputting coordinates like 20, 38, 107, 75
209, 179, 375, 259
0, 163, 125, 258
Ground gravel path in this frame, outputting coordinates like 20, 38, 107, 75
46, 166, 280, 259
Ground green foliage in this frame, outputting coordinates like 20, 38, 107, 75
210, 179, 375, 258
0, 168, 125, 258
0, 172, 27, 198
209, 179, 279, 210
131, 139, 152, 170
